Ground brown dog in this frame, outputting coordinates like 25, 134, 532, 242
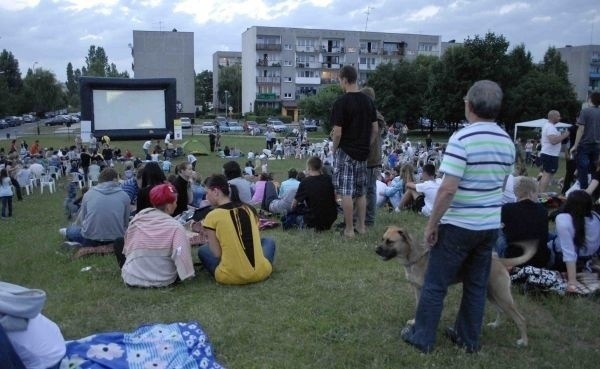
376, 225, 537, 347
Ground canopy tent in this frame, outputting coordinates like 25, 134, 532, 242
513, 118, 571, 141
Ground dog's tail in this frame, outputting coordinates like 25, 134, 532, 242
496, 240, 538, 268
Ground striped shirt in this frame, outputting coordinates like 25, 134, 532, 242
439, 122, 515, 230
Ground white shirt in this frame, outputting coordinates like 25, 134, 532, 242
143, 140, 152, 150
415, 178, 442, 216
555, 212, 600, 262
376, 180, 387, 206
7, 314, 66, 369
187, 154, 197, 164
164, 133, 171, 144
541, 122, 562, 157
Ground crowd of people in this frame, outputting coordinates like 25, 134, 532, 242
1, 71, 599, 364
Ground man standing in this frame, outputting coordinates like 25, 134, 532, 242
360, 87, 386, 227
539, 110, 570, 193
331, 65, 378, 238
570, 91, 600, 189
142, 140, 152, 159
401, 80, 515, 353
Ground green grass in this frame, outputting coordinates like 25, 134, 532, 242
1, 132, 599, 368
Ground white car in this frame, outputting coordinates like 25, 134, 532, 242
268, 120, 287, 133
200, 122, 216, 133
226, 121, 244, 132
180, 117, 191, 129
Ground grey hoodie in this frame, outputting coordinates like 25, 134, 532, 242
0, 281, 46, 331
79, 181, 130, 241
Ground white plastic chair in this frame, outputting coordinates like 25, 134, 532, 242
70, 172, 85, 189
47, 166, 61, 180
88, 171, 100, 188
40, 173, 56, 194
30, 171, 43, 188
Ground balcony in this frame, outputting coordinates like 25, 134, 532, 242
296, 46, 317, 52
358, 64, 377, 71
256, 93, 280, 101
322, 63, 342, 69
256, 76, 281, 84
256, 43, 282, 51
296, 62, 318, 68
295, 77, 321, 85
321, 78, 338, 84
321, 46, 345, 54
256, 59, 282, 67
359, 49, 381, 55
382, 50, 404, 56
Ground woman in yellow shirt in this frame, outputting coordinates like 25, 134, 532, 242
199, 174, 275, 284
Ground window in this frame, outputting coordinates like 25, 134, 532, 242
285, 77, 292, 82
284, 44, 292, 50
418, 42, 436, 52
284, 93, 292, 99
284, 60, 292, 66
346, 47, 357, 53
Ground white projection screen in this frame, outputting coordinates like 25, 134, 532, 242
93, 90, 166, 130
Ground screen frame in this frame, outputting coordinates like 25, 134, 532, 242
80, 77, 176, 140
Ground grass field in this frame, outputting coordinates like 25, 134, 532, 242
1, 132, 599, 368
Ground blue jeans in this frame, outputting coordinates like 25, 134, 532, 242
197, 237, 276, 276
576, 144, 599, 189
1, 196, 12, 217
65, 225, 116, 246
403, 224, 497, 352
365, 167, 379, 226
0, 324, 26, 369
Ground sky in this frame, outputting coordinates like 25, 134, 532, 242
0, 0, 598, 82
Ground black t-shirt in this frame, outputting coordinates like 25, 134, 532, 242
172, 175, 190, 217
80, 152, 92, 167
330, 92, 377, 161
502, 199, 550, 268
294, 174, 337, 231
102, 148, 113, 161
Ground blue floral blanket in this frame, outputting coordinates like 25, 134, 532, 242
60, 321, 224, 369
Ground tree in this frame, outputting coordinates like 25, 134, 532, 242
195, 70, 213, 113
22, 68, 65, 115
540, 47, 569, 82
217, 65, 241, 114
0, 49, 23, 93
298, 85, 343, 132
66, 62, 77, 96
82, 45, 129, 78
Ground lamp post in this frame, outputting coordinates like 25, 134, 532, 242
224, 90, 230, 119
31, 61, 38, 73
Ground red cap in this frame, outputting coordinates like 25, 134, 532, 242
149, 183, 177, 207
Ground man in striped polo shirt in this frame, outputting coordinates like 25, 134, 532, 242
401, 80, 515, 353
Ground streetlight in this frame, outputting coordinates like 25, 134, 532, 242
31, 61, 38, 72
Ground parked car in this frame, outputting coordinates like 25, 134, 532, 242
302, 119, 318, 132
22, 114, 36, 123
180, 117, 191, 129
45, 115, 69, 126
247, 121, 262, 135
226, 121, 244, 132
268, 119, 287, 133
200, 122, 216, 133
69, 114, 80, 123
0, 119, 8, 129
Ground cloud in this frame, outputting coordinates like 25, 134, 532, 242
0, 0, 39, 11
498, 2, 529, 15
406, 5, 441, 22
133, 0, 162, 7
531, 16, 552, 23
57, 0, 119, 13
80, 34, 103, 41
173, 0, 332, 24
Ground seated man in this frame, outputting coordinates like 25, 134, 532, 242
279, 168, 300, 198
397, 164, 441, 216
223, 161, 253, 204
0, 281, 66, 369
289, 156, 338, 231
120, 183, 195, 287
63, 168, 130, 247
269, 172, 305, 216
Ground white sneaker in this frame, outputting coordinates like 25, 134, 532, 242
62, 241, 81, 249
59, 228, 67, 238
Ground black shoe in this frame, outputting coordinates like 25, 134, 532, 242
444, 327, 480, 353
400, 325, 433, 354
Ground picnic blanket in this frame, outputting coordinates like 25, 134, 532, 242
60, 321, 224, 369
510, 266, 600, 296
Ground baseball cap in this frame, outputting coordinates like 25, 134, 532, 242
149, 183, 178, 207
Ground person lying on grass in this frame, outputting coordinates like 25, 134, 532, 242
197, 174, 275, 285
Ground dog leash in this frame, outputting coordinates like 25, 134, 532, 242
403, 249, 430, 267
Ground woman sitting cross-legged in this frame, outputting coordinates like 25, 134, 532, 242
552, 190, 600, 293
198, 174, 275, 285
120, 183, 195, 287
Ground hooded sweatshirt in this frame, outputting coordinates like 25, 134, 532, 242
79, 181, 130, 241
0, 281, 46, 332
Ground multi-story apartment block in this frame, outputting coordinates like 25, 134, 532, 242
132, 30, 195, 117
242, 26, 452, 120
557, 45, 600, 102
212, 51, 242, 112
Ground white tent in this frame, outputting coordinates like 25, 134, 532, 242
513, 118, 572, 141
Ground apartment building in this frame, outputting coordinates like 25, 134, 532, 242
242, 26, 449, 120
132, 30, 195, 117
212, 51, 242, 112
557, 45, 600, 101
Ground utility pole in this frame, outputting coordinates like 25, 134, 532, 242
365, 6, 373, 32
